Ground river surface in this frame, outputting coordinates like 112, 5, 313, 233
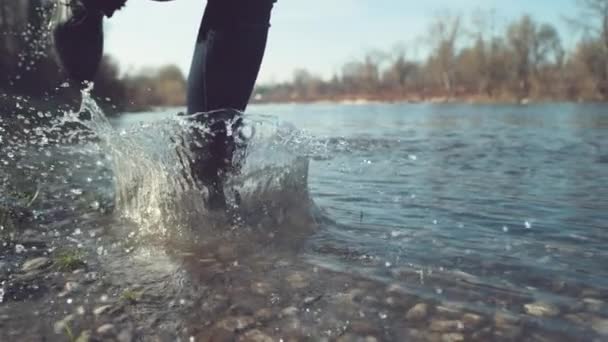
1, 98, 608, 341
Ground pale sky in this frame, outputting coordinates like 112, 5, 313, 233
104, 0, 578, 84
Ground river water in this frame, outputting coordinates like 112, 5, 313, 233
1, 96, 607, 341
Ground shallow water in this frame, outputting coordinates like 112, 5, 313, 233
1, 98, 608, 341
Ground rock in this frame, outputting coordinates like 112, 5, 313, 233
251, 282, 272, 296
97, 324, 115, 336
583, 298, 604, 312
406, 303, 429, 321
117, 329, 133, 342
591, 318, 608, 335
462, 313, 484, 329
54, 314, 75, 334
524, 302, 560, 317
254, 308, 273, 322
303, 294, 323, 306
429, 320, 464, 332
239, 329, 274, 342
441, 333, 464, 342
22, 257, 50, 272
75, 330, 91, 342
493, 311, 519, 327
93, 305, 113, 316
281, 306, 298, 317
216, 244, 237, 262
350, 321, 380, 335
216, 316, 255, 332
494, 324, 522, 340
286, 272, 309, 289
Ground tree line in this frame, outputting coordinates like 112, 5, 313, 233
254, 0, 608, 104
0, 0, 186, 115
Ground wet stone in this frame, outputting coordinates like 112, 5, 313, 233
281, 306, 298, 317
494, 324, 522, 340
406, 303, 429, 321
286, 272, 309, 289
238, 329, 274, 342
441, 333, 464, 342
429, 320, 464, 332
97, 323, 116, 336
250, 282, 272, 296
582, 298, 604, 312
216, 316, 256, 332
22, 257, 50, 272
94, 305, 113, 316
349, 320, 381, 335
493, 311, 520, 328
254, 308, 273, 322
461, 313, 484, 329
117, 329, 134, 342
591, 318, 608, 335
524, 302, 560, 317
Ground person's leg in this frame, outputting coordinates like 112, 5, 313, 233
186, 0, 275, 208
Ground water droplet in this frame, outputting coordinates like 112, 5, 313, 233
385, 261, 392, 267
503, 226, 509, 233
408, 154, 418, 161
435, 287, 443, 295
70, 188, 83, 195
66, 298, 73, 304
525, 221, 532, 229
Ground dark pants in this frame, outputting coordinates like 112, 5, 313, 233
186, 0, 274, 208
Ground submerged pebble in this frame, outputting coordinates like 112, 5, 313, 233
524, 302, 560, 317
441, 332, 464, 342
96, 323, 115, 336
238, 329, 273, 342
591, 318, 608, 335
215, 316, 255, 332
21, 257, 50, 272
429, 320, 464, 332
406, 303, 429, 321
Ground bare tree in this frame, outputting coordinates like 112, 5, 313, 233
427, 12, 462, 95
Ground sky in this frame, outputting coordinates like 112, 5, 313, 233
104, 0, 579, 84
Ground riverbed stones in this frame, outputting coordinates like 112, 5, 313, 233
250, 282, 272, 296
22, 257, 50, 272
524, 302, 560, 317
238, 329, 273, 342
75, 330, 91, 342
406, 303, 429, 321
254, 308, 273, 322
215, 316, 255, 332
429, 320, 464, 332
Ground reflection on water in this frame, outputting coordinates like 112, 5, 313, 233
1, 98, 607, 341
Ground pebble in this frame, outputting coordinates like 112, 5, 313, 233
281, 306, 298, 317
216, 316, 255, 332
250, 282, 272, 296
494, 324, 522, 340
22, 257, 50, 272
441, 333, 464, 342
254, 308, 273, 322
97, 323, 115, 336
524, 302, 560, 317
591, 318, 608, 335
117, 329, 134, 342
583, 298, 604, 312
94, 305, 113, 316
286, 272, 309, 289
462, 313, 483, 329
493, 311, 519, 327
53, 314, 75, 334
429, 320, 464, 332
238, 329, 274, 342
406, 303, 429, 321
